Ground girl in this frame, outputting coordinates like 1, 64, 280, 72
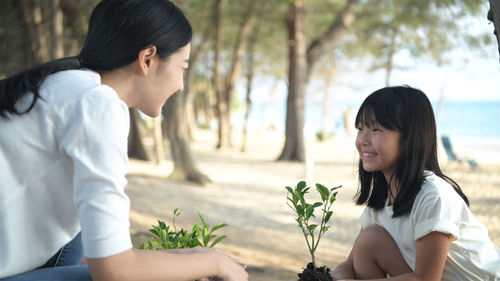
331, 86, 500, 281
0, 0, 247, 281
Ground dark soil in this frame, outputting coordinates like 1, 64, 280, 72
297, 262, 333, 281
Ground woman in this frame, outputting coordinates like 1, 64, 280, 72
0, 0, 248, 280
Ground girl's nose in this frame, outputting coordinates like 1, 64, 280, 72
356, 130, 370, 146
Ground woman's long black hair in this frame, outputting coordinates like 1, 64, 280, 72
0, 0, 192, 118
354, 86, 469, 217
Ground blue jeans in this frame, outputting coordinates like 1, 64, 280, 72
2, 232, 92, 281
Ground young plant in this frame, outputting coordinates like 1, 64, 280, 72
286, 181, 341, 269
140, 208, 227, 250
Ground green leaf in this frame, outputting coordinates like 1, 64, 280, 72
198, 212, 206, 225
286, 186, 294, 194
305, 205, 314, 219
292, 193, 299, 205
158, 220, 166, 229
210, 235, 227, 248
160, 229, 167, 242
202, 224, 209, 237
297, 191, 306, 205
297, 205, 305, 216
203, 233, 211, 246
211, 222, 227, 233
312, 202, 323, 208
308, 224, 318, 232
316, 183, 329, 201
297, 181, 307, 191
148, 240, 158, 250
330, 192, 338, 204
331, 185, 342, 192
325, 211, 333, 223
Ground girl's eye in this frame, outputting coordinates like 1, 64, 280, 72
373, 127, 381, 132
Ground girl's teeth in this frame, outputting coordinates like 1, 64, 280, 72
363, 152, 376, 157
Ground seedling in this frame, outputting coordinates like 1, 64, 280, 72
140, 208, 227, 250
286, 181, 341, 272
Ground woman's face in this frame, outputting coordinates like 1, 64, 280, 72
138, 43, 191, 117
355, 122, 401, 180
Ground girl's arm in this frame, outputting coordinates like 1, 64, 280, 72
331, 250, 355, 280
87, 247, 248, 281
338, 231, 451, 281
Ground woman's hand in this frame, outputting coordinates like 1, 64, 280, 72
196, 249, 248, 281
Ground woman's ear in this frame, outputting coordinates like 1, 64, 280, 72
135, 45, 157, 76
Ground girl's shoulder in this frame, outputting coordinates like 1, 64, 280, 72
418, 171, 465, 205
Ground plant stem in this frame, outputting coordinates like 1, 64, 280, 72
313, 205, 328, 253
300, 218, 314, 257
304, 217, 317, 268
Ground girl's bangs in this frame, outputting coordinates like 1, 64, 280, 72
355, 100, 401, 131
355, 105, 378, 128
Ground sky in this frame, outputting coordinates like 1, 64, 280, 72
245, 11, 500, 108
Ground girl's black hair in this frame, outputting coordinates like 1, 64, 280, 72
354, 85, 469, 217
0, 0, 192, 118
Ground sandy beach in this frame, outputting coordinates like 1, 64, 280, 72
127, 128, 500, 281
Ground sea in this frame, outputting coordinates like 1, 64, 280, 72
242, 100, 500, 163
431, 100, 500, 163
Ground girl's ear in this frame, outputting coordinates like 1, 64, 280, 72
135, 45, 158, 76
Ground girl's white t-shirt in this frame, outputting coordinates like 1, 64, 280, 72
360, 171, 500, 280
0, 69, 132, 278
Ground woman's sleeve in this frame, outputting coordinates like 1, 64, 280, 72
58, 87, 132, 258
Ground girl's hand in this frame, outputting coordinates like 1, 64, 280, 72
330, 271, 345, 281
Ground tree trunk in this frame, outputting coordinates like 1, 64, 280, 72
193, 79, 213, 128
278, 0, 360, 161
153, 117, 164, 165
164, 93, 210, 185
489, 0, 500, 61
183, 29, 211, 141
222, 12, 255, 148
213, 0, 227, 149
241, 22, 261, 152
214, 0, 255, 149
160, 27, 211, 183
278, 1, 307, 162
384, 20, 399, 86
17, 0, 50, 66
49, 0, 64, 59
128, 108, 150, 161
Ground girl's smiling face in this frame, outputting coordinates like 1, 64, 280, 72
356, 122, 401, 180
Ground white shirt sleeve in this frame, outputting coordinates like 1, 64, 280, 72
412, 183, 462, 241
58, 86, 132, 258
359, 206, 374, 228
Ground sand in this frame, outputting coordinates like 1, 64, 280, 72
127, 128, 500, 281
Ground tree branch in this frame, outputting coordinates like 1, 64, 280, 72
488, 0, 500, 62
306, 0, 360, 77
